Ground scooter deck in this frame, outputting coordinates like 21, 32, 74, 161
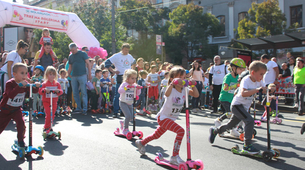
43, 131, 61, 140
155, 156, 178, 169
219, 133, 243, 141
12, 142, 43, 159
114, 128, 143, 140
231, 145, 262, 158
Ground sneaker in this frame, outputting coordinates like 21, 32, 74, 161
135, 140, 146, 155
260, 116, 267, 122
230, 128, 240, 137
298, 112, 305, 116
214, 118, 222, 128
73, 109, 82, 113
209, 127, 217, 144
136, 109, 141, 113
271, 111, 277, 117
169, 155, 185, 165
91, 109, 97, 114
122, 129, 130, 135
119, 120, 124, 130
294, 103, 299, 108
301, 123, 305, 135
242, 144, 260, 155
82, 111, 87, 115
112, 114, 119, 118
192, 108, 197, 113
18, 141, 26, 147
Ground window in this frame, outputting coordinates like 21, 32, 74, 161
217, 15, 225, 36
238, 12, 248, 22
290, 5, 302, 27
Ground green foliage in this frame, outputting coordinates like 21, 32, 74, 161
165, 3, 221, 63
238, 0, 286, 39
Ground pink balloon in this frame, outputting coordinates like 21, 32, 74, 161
92, 51, 98, 56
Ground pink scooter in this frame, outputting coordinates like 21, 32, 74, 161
271, 96, 282, 124
155, 80, 204, 170
114, 85, 143, 140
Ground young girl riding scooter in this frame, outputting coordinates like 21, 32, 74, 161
39, 66, 63, 133
135, 66, 199, 166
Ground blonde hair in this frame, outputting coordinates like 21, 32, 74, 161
136, 58, 144, 65
44, 66, 58, 81
42, 28, 50, 36
123, 69, 137, 82
249, 61, 267, 72
168, 66, 185, 85
12, 62, 27, 73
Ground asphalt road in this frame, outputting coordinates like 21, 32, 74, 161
0, 106, 304, 170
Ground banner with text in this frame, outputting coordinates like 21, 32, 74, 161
10, 4, 69, 31
275, 76, 295, 95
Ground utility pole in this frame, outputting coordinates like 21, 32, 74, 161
111, 0, 116, 55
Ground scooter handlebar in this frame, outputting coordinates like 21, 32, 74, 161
18, 83, 42, 88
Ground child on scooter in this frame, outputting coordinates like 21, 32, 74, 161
209, 61, 267, 154
260, 83, 277, 121
135, 66, 199, 165
31, 65, 44, 112
39, 66, 63, 133
214, 58, 246, 138
0, 63, 40, 147
118, 69, 141, 135
135, 70, 148, 114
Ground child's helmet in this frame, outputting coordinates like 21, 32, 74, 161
35, 65, 44, 72
185, 70, 190, 74
230, 58, 246, 68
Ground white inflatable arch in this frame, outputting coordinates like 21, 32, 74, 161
0, 0, 102, 54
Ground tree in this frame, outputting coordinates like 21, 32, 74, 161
165, 3, 221, 64
238, 0, 287, 39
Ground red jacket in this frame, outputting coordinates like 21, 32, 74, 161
39, 80, 63, 102
0, 79, 39, 109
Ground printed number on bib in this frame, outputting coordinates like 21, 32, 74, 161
7, 92, 25, 107
125, 92, 134, 101
172, 108, 181, 113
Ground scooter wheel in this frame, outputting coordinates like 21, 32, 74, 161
195, 159, 204, 170
43, 132, 47, 141
262, 151, 273, 162
278, 119, 282, 124
126, 132, 133, 140
272, 148, 280, 158
19, 147, 25, 159
239, 133, 244, 141
178, 162, 188, 170
57, 131, 61, 140
253, 129, 257, 137
38, 146, 44, 157
138, 131, 143, 139
257, 121, 261, 126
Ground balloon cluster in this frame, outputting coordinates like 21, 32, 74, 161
61, 20, 68, 27
87, 47, 108, 59
13, 10, 23, 20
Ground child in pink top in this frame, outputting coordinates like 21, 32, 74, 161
38, 28, 56, 61
118, 69, 141, 135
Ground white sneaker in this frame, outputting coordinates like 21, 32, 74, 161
135, 140, 146, 155
214, 118, 221, 128
230, 128, 240, 137
122, 129, 130, 135
294, 103, 299, 108
192, 108, 197, 113
169, 155, 185, 165
119, 120, 124, 130
136, 109, 141, 113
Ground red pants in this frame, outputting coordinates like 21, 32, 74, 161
148, 86, 158, 100
39, 46, 55, 60
43, 101, 57, 130
0, 107, 25, 142
141, 117, 185, 156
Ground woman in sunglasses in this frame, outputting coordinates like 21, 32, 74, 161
1, 40, 29, 91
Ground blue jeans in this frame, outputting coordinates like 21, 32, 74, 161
71, 74, 88, 112
113, 82, 121, 114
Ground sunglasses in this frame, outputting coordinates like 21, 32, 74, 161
86, 49, 89, 52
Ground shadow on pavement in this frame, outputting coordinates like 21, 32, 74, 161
72, 113, 103, 126
0, 154, 23, 170
43, 140, 68, 156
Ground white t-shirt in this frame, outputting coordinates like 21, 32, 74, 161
232, 75, 264, 110
148, 73, 159, 86
156, 87, 186, 121
263, 60, 278, 85
209, 64, 227, 85
1, 51, 22, 75
58, 78, 69, 94
108, 52, 135, 76
161, 78, 168, 87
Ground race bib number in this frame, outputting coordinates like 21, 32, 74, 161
125, 91, 134, 101
46, 86, 58, 98
171, 107, 181, 114
7, 92, 25, 107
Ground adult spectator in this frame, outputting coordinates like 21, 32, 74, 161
288, 57, 295, 76
58, 58, 68, 72
259, 54, 279, 103
286, 52, 293, 62
23, 27, 39, 61
278, 63, 291, 78
105, 43, 135, 118
135, 58, 144, 74
271, 57, 282, 74
0, 40, 28, 91
144, 62, 150, 72
156, 58, 161, 68
82, 47, 89, 54
209, 55, 227, 113
190, 60, 204, 113
67, 43, 92, 114
293, 57, 305, 116
34, 42, 57, 70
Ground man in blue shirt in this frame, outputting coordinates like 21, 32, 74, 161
67, 43, 92, 115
